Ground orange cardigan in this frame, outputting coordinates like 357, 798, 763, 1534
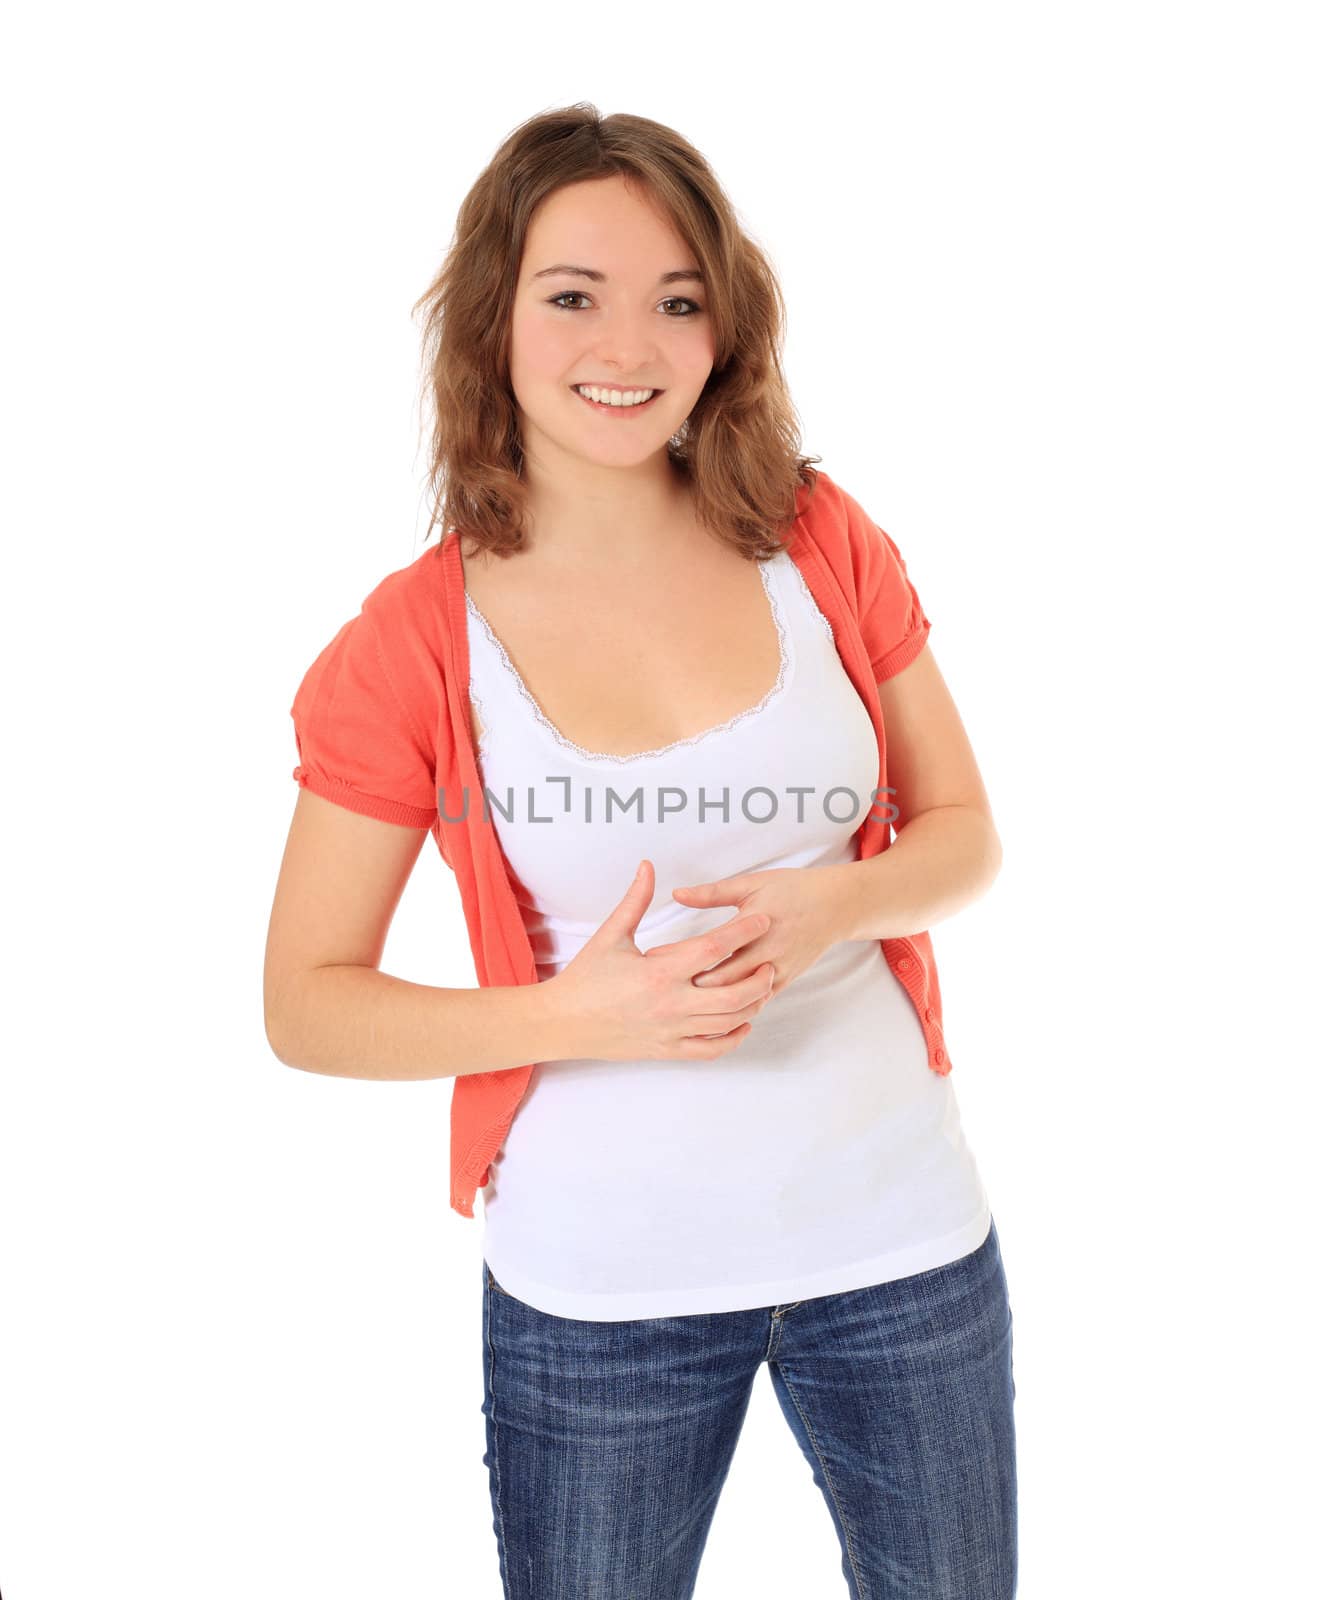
290, 469, 953, 1219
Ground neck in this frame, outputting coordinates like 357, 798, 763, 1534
517, 467, 708, 569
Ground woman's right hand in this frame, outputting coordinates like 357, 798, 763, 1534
546, 860, 776, 1061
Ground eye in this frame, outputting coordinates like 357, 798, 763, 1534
547, 292, 703, 317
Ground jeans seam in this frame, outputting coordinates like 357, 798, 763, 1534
773, 1361, 868, 1598
485, 1272, 512, 1595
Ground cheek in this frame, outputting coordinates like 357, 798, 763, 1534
683, 325, 717, 381
511, 309, 577, 377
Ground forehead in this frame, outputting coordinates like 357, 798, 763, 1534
522, 177, 695, 269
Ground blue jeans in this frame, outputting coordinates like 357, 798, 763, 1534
480, 1215, 1017, 1597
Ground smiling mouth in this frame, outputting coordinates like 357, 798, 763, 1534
570, 385, 664, 414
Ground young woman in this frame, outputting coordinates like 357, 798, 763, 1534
266, 104, 1017, 1599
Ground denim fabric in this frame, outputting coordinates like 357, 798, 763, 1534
480, 1216, 1017, 1597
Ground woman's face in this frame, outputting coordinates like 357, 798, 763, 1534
508, 176, 716, 474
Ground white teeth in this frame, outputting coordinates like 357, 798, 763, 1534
575, 385, 656, 407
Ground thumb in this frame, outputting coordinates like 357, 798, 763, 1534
598, 858, 655, 944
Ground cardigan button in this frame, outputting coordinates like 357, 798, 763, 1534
934, 1047, 947, 1066
895, 957, 913, 973
924, 1007, 935, 1024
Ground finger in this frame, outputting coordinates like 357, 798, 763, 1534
691, 957, 748, 988
687, 985, 772, 1038
691, 963, 775, 1018
587, 860, 657, 952
660, 911, 771, 979
677, 1021, 753, 1055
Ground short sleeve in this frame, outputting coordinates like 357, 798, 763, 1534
289, 606, 438, 829
852, 513, 932, 682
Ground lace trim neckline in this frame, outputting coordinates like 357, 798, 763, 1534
466, 552, 793, 767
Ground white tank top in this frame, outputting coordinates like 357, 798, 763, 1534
467, 548, 991, 1321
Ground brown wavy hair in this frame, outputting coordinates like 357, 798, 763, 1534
410, 103, 823, 564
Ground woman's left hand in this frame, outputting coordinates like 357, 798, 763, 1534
670, 866, 847, 996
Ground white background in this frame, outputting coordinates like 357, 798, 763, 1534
4, 2, 1326, 1595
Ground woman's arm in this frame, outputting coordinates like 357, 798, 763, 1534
829, 804, 1002, 943
264, 790, 568, 1081
269, 966, 569, 1083
834, 642, 1002, 942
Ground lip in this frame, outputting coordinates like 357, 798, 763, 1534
570, 385, 664, 416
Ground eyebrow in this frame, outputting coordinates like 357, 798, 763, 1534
530, 264, 705, 286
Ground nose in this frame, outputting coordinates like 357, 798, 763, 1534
590, 309, 661, 373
